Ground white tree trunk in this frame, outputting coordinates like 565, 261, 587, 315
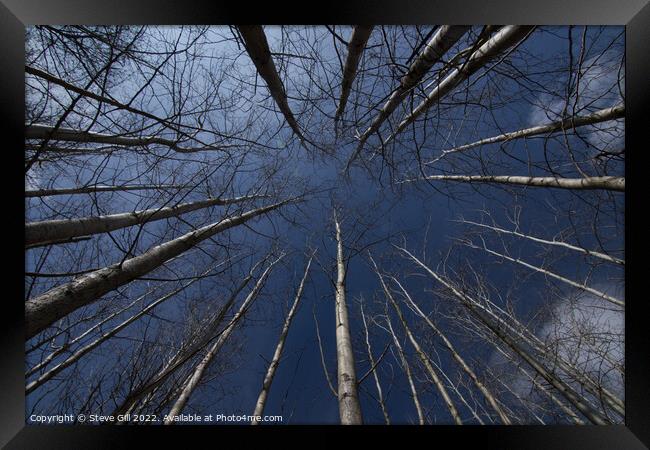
25, 124, 218, 153
25, 184, 181, 198
26, 285, 160, 378
403, 174, 625, 192
458, 219, 624, 266
385, 26, 535, 144
394, 246, 611, 425
474, 242, 623, 307
371, 257, 462, 424
26, 235, 91, 249
493, 344, 586, 425
334, 26, 374, 122
333, 211, 363, 424
384, 312, 425, 424
390, 276, 511, 424
164, 254, 283, 423
359, 301, 391, 425
431, 103, 625, 161
250, 254, 312, 424
478, 308, 610, 425
25, 199, 294, 339
26, 272, 206, 394
26, 194, 265, 247
441, 266, 625, 416
485, 364, 545, 424
354, 26, 469, 152
112, 261, 263, 419
237, 26, 306, 144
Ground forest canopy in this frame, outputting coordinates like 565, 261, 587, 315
25, 25, 624, 425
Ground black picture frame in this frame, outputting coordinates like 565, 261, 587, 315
2, 1, 648, 447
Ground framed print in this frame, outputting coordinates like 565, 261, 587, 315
2, 0, 648, 448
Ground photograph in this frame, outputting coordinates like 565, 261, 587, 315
22, 23, 627, 427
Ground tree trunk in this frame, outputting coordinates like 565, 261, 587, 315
237, 26, 306, 144
477, 308, 610, 425
371, 257, 462, 424
251, 254, 312, 424
26, 284, 161, 378
26, 236, 91, 250
26, 275, 203, 395
25, 184, 181, 198
359, 301, 391, 425
25, 199, 294, 339
355, 26, 469, 151
403, 174, 625, 192
112, 261, 262, 419
333, 211, 363, 424
25, 124, 217, 153
164, 254, 283, 423
432, 103, 624, 159
458, 219, 624, 266
384, 312, 424, 424
26, 194, 265, 247
436, 265, 625, 417
474, 242, 623, 307
334, 26, 374, 122
493, 344, 586, 425
390, 276, 512, 424
395, 246, 611, 425
386, 26, 535, 144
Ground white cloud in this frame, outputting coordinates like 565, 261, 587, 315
526, 47, 625, 153
486, 281, 624, 422
538, 283, 624, 399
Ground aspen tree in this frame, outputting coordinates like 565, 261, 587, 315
333, 210, 363, 424
334, 26, 374, 122
164, 254, 284, 422
26, 199, 295, 338
250, 254, 313, 424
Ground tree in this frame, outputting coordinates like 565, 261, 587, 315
164, 253, 285, 422
332, 210, 364, 424
250, 253, 313, 424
